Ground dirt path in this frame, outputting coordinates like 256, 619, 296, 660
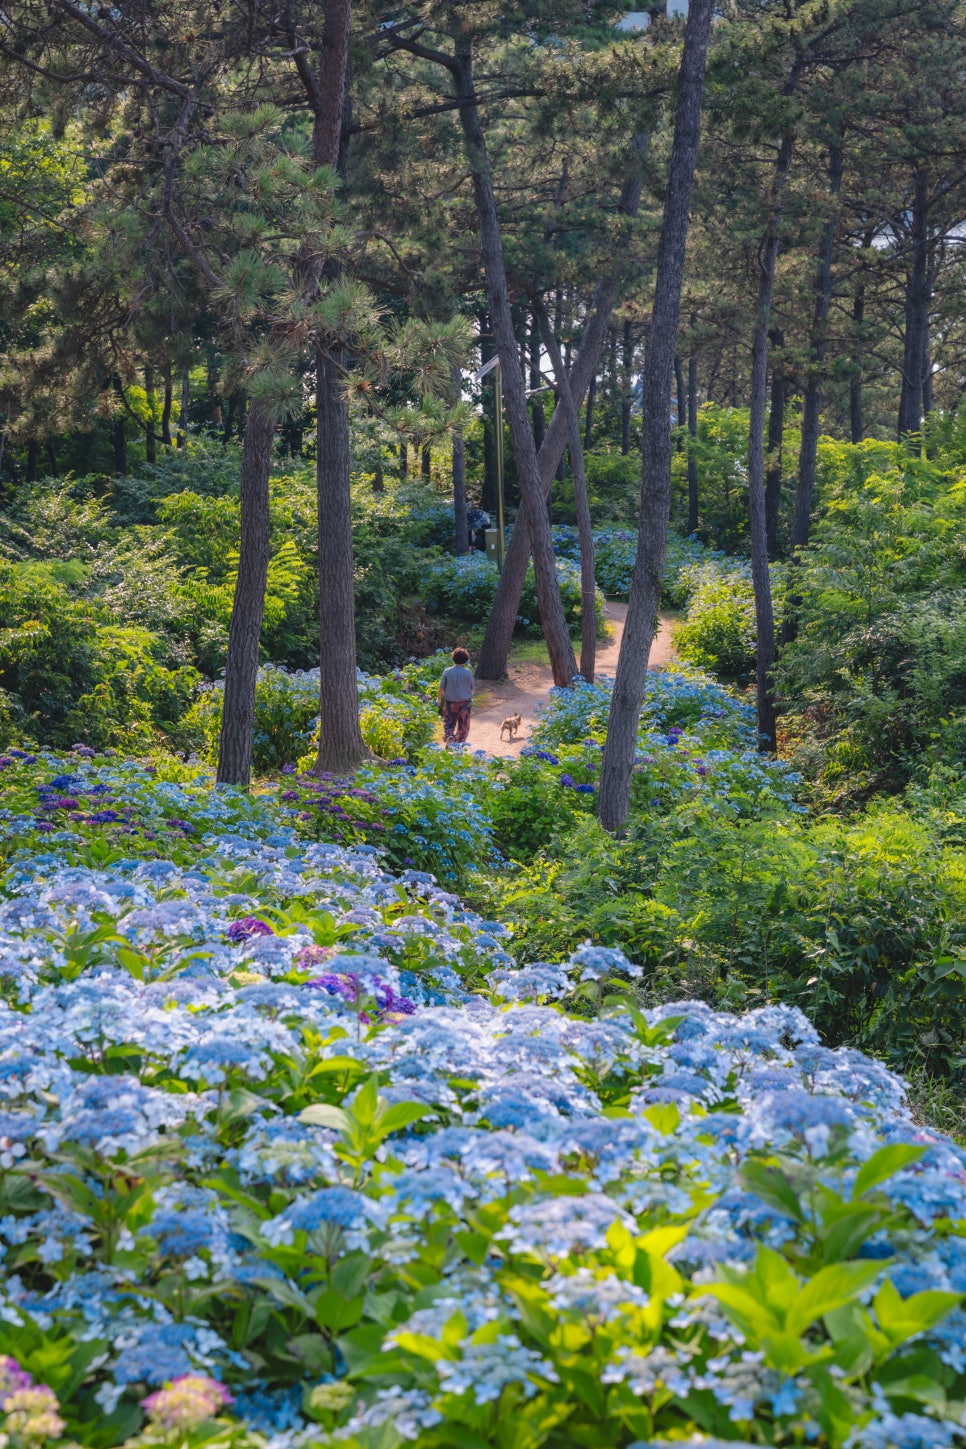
467, 603, 677, 758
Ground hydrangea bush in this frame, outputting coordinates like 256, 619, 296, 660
2, 746, 966, 1448
551, 528, 708, 604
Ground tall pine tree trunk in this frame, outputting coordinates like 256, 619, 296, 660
475, 145, 647, 679
849, 225, 874, 443
621, 320, 634, 456
314, 348, 368, 771
177, 364, 189, 448
145, 365, 157, 463
764, 330, 785, 558
537, 301, 596, 682
686, 352, 699, 533
529, 309, 546, 451
217, 401, 275, 786
307, 0, 368, 773
746, 133, 795, 752
598, 0, 714, 832
898, 167, 930, 447
790, 139, 843, 552
161, 361, 173, 447
454, 42, 576, 687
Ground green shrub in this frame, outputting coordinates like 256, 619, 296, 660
674, 558, 760, 681
778, 445, 966, 794
0, 559, 197, 750
420, 552, 604, 637
184, 668, 319, 772
486, 754, 594, 858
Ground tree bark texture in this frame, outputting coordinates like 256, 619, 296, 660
686, 352, 699, 534
454, 43, 576, 687
746, 134, 794, 752
897, 167, 930, 446
583, 371, 597, 451
790, 140, 843, 552
314, 347, 369, 771
217, 400, 275, 786
537, 301, 597, 682
161, 361, 173, 447
621, 320, 634, 456
529, 310, 546, 453
177, 363, 189, 448
475, 143, 648, 679
304, 0, 368, 774
145, 364, 157, 464
598, 0, 714, 832
764, 330, 785, 558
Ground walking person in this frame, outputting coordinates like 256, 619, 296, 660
438, 647, 475, 747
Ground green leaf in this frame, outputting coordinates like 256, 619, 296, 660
377, 1101, 438, 1136
299, 1104, 352, 1132
852, 1144, 927, 1198
643, 1102, 680, 1135
785, 1261, 882, 1337
740, 1160, 806, 1223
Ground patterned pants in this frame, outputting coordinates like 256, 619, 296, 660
443, 700, 472, 745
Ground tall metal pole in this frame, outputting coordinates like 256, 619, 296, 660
494, 359, 505, 573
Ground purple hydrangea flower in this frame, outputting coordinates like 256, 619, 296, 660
0, 1356, 34, 1395
226, 917, 275, 943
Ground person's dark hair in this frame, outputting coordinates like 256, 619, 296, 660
451, 647, 470, 665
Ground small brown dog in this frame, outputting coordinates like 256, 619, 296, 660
500, 712, 523, 741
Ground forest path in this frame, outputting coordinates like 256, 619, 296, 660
466, 602, 677, 758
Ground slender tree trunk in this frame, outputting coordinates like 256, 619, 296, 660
537, 300, 596, 682
621, 320, 634, 455
0, 403, 9, 488
177, 363, 189, 449
217, 401, 275, 786
314, 348, 369, 771
686, 352, 699, 534
305, 0, 368, 774
145, 365, 157, 464
898, 167, 930, 447
790, 139, 843, 552
598, 0, 714, 831
206, 349, 223, 426
764, 330, 786, 559
849, 225, 873, 444
45, 443, 58, 476
746, 134, 795, 751
161, 361, 173, 447
454, 41, 576, 686
25, 439, 38, 482
529, 309, 546, 452
421, 443, 431, 480
475, 142, 648, 679
583, 371, 597, 451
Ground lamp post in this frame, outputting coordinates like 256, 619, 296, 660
471, 354, 504, 573
470, 358, 556, 574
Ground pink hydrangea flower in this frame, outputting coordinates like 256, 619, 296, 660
142, 1374, 234, 1431
2, 1384, 65, 1443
